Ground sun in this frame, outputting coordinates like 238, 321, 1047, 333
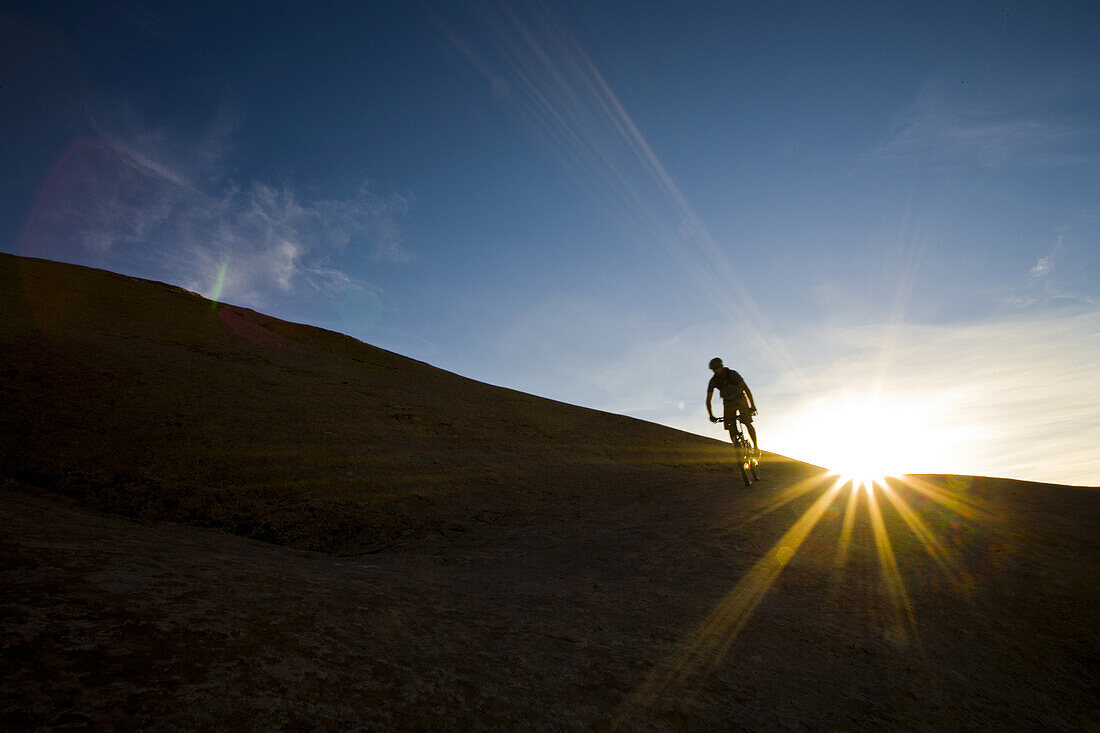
768, 392, 934, 484
827, 409, 908, 486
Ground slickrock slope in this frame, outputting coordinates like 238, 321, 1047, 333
1, 254, 744, 554
2, 255, 1096, 730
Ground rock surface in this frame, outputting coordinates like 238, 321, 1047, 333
2, 255, 1097, 730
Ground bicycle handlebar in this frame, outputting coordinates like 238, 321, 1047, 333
711, 408, 758, 423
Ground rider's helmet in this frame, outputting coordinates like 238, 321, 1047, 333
708, 357, 723, 370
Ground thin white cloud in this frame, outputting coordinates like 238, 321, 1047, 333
1029, 254, 1053, 278
19, 130, 412, 310
871, 79, 1092, 168
1008, 236, 1096, 309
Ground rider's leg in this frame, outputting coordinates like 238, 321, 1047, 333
733, 400, 759, 456
745, 421, 759, 456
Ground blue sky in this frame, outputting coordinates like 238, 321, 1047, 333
5, 0, 1099, 484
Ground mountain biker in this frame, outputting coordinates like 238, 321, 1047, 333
706, 357, 759, 456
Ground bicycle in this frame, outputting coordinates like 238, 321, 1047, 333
711, 411, 760, 486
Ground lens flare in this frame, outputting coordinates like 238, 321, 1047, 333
210, 257, 229, 304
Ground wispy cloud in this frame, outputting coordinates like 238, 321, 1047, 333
871, 79, 1092, 168
19, 124, 411, 311
1009, 236, 1097, 308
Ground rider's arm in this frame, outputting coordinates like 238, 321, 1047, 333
706, 388, 715, 418
743, 383, 757, 411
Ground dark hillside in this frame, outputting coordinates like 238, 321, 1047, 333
1, 254, 753, 553
1, 254, 1095, 729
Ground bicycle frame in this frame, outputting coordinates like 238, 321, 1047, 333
719, 412, 759, 485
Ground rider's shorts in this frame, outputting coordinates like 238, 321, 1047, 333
723, 398, 753, 424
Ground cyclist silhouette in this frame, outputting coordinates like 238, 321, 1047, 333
706, 357, 759, 456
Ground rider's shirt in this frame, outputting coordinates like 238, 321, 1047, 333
708, 368, 746, 402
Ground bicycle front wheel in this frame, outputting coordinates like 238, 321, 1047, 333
729, 429, 752, 486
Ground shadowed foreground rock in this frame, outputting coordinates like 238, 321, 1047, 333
2, 255, 1097, 730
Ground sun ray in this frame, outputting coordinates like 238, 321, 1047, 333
834, 478, 862, 568
738, 470, 836, 526
877, 477, 960, 585
897, 473, 991, 522
615, 475, 845, 727
616, 447, 999, 725
865, 482, 918, 647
